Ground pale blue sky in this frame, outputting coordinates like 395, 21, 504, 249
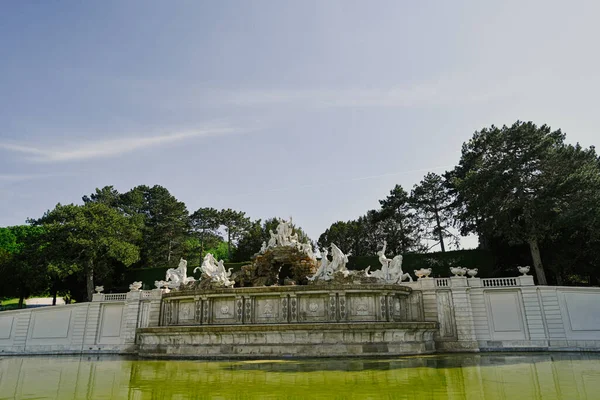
1, 1, 599, 246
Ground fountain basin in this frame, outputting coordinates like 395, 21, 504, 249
137, 284, 435, 358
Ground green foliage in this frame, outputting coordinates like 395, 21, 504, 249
217, 209, 252, 259
190, 207, 222, 254
34, 202, 141, 301
410, 172, 459, 252
119, 185, 190, 269
203, 241, 230, 262
449, 121, 600, 284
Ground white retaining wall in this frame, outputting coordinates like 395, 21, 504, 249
2, 277, 600, 355
416, 275, 600, 352
0, 290, 162, 355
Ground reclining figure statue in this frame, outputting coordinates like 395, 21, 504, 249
365, 241, 413, 284
194, 253, 235, 288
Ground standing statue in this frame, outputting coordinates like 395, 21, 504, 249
165, 258, 195, 289
194, 253, 235, 288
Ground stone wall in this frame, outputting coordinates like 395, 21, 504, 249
3, 276, 600, 356
0, 290, 162, 355
414, 275, 600, 352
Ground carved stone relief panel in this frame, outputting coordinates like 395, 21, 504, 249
297, 294, 328, 322
177, 301, 195, 324
254, 297, 281, 323
347, 294, 377, 321
212, 297, 237, 324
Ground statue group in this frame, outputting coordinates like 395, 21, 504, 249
260, 217, 317, 262
159, 218, 413, 290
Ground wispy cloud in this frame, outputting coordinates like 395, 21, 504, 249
0, 127, 239, 162
0, 173, 65, 182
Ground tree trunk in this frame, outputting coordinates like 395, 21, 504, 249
52, 282, 57, 306
18, 294, 24, 309
528, 238, 548, 285
227, 229, 232, 260
433, 207, 445, 252
85, 260, 94, 302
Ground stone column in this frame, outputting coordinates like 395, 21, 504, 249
448, 276, 479, 351
146, 289, 163, 327
122, 290, 142, 348
419, 277, 439, 323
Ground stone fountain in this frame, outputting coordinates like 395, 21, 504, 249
137, 218, 437, 358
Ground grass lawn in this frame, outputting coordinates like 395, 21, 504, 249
0, 298, 21, 311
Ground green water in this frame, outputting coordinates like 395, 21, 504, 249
1, 353, 600, 399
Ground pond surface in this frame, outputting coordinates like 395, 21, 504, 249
1, 353, 600, 399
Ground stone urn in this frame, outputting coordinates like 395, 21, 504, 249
414, 268, 432, 279
94, 286, 104, 294
450, 266, 467, 277
518, 265, 530, 276
129, 281, 142, 291
467, 268, 478, 278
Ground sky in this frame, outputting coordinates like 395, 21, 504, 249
1, 1, 600, 249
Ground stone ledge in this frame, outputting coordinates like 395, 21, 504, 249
138, 321, 437, 334
163, 284, 412, 298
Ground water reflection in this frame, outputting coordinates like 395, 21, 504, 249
1, 353, 600, 399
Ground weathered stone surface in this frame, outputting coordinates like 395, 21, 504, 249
137, 322, 438, 359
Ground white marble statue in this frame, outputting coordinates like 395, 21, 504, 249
329, 243, 351, 277
308, 248, 332, 281
259, 241, 267, 254
268, 230, 278, 248
365, 243, 413, 283
165, 258, 195, 289
129, 281, 142, 291
194, 253, 235, 288
299, 241, 317, 262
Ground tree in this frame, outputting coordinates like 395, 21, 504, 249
120, 185, 190, 268
449, 121, 600, 285
410, 173, 459, 252
0, 226, 46, 307
190, 207, 222, 255
217, 209, 251, 259
82, 186, 121, 208
378, 184, 425, 254
34, 202, 141, 301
